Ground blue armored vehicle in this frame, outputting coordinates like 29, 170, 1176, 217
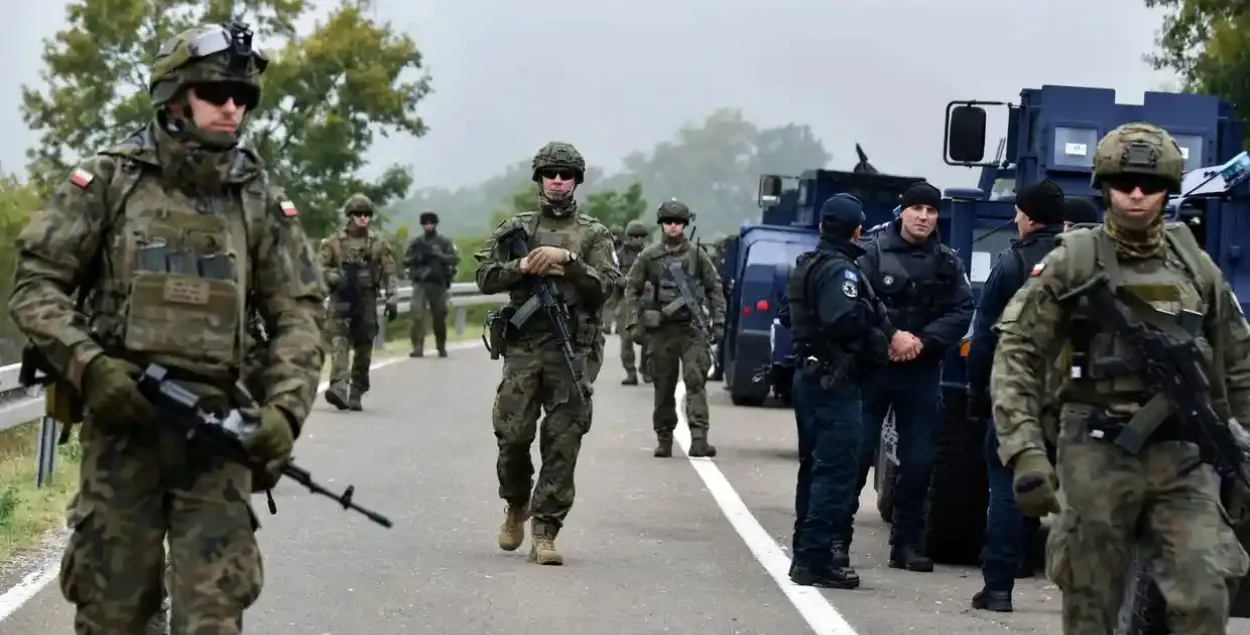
719, 147, 924, 406
925, 84, 1250, 627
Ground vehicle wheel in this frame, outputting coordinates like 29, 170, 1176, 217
731, 391, 766, 407
922, 393, 988, 565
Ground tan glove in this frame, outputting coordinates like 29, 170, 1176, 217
82, 356, 158, 432
527, 246, 570, 274
1010, 450, 1060, 517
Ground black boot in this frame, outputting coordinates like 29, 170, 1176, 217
433, 320, 448, 358
971, 588, 1013, 612
888, 543, 933, 572
622, 370, 639, 386
653, 436, 673, 458
831, 542, 850, 569
790, 565, 860, 590
325, 384, 349, 410
688, 437, 717, 457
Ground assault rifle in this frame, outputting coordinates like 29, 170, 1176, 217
662, 260, 710, 339
1061, 273, 1250, 488
498, 227, 591, 402
136, 364, 392, 528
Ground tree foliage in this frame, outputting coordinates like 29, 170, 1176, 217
21, 0, 431, 237
583, 182, 648, 228
393, 108, 831, 236
0, 175, 42, 360
1146, 0, 1250, 143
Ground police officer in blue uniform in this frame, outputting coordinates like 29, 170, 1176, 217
843, 182, 975, 572
787, 193, 890, 588
965, 180, 1066, 612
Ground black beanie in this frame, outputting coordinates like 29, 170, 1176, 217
900, 183, 941, 210
1015, 180, 1065, 225
1062, 197, 1101, 225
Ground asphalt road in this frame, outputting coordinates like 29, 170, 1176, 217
3, 340, 1248, 634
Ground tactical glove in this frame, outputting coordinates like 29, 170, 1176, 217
628, 325, 647, 345
244, 405, 295, 469
385, 302, 398, 321
82, 356, 158, 431
527, 246, 570, 274
1010, 450, 1060, 517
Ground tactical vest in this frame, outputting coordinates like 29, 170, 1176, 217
866, 239, 958, 333
1059, 224, 1221, 409
88, 151, 268, 379
328, 230, 385, 292
505, 211, 601, 344
648, 245, 705, 324
787, 249, 834, 359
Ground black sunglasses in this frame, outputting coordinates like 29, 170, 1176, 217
190, 82, 260, 109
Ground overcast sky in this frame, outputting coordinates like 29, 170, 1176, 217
1, 0, 1176, 193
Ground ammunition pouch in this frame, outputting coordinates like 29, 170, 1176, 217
483, 306, 517, 359
641, 309, 662, 329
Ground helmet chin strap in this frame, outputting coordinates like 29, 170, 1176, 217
163, 94, 239, 151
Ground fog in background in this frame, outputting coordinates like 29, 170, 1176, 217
0, 0, 1175, 192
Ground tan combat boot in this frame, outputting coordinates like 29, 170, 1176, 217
528, 533, 564, 566
497, 502, 529, 551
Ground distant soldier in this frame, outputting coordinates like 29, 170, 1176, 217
615, 220, 649, 384
320, 194, 398, 410
624, 200, 727, 458
603, 224, 626, 333
405, 209, 458, 357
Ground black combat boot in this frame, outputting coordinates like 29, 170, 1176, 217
688, 436, 717, 457
971, 588, 1013, 612
622, 370, 639, 385
325, 384, 350, 410
653, 435, 673, 458
409, 349, 423, 358
888, 543, 934, 572
347, 389, 363, 411
790, 565, 860, 589
831, 541, 850, 569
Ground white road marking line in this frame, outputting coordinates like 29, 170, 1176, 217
674, 382, 860, 635
0, 343, 476, 622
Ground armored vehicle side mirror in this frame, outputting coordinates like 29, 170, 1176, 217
946, 105, 987, 163
758, 174, 783, 208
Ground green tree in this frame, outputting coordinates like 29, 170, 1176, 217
21, 0, 431, 237
0, 174, 43, 359
583, 182, 647, 228
1145, 0, 1250, 143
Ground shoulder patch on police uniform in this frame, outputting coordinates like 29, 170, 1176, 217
841, 279, 859, 298
1031, 261, 1045, 276
279, 200, 299, 217
843, 269, 859, 282
68, 168, 95, 189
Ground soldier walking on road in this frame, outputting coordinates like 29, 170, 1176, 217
405, 209, 458, 357
11, 22, 325, 634
604, 224, 625, 333
623, 200, 727, 458
992, 123, 1250, 634
474, 141, 619, 565
615, 220, 649, 384
321, 194, 399, 411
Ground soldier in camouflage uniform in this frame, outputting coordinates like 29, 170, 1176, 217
474, 141, 619, 565
602, 224, 625, 334
616, 220, 650, 384
624, 200, 727, 458
320, 194, 398, 411
405, 209, 459, 357
991, 123, 1250, 634
10, 22, 325, 634
707, 233, 732, 381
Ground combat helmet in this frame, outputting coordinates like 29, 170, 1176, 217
1091, 123, 1186, 194
610, 224, 625, 240
656, 199, 693, 224
531, 142, 586, 184
626, 220, 649, 237
342, 193, 375, 215
149, 22, 268, 109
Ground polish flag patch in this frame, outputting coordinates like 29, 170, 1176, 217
1031, 261, 1046, 277
68, 168, 95, 189
279, 200, 298, 217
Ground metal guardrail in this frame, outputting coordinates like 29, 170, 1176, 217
0, 282, 505, 436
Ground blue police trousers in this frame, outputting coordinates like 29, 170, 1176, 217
844, 362, 942, 546
983, 426, 1022, 591
792, 371, 863, 573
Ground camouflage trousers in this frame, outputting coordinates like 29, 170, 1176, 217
61, 420, 260, 634
1047, 411, 1249, 635
493, 340, 602, 539
648, 322, 712, 438
327, 309, 378, 392
615, 302, 651, 376
409, 281, 449, 353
